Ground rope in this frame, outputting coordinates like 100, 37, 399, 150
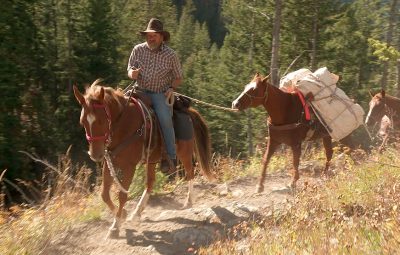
173, 92, 239, 112
104, 151, 129, 194
165, 89, 175, 107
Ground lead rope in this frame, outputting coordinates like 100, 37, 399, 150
173, 92, 239, 112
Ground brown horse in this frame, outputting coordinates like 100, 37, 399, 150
73, 80, 214, 238
365, 89, 400, 152
232, 73, 333, 193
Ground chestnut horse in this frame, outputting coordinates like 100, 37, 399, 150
232, 73, 333, 193
365, 89, 400, 152
73, 80, 214, 238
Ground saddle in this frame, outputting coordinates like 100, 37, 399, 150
128, 90, 194, 141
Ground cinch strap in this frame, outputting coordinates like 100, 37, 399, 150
296, 90, 311, 121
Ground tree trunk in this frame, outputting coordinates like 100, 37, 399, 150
66, 0, 73, 92
247, 0, 256, 156
381, 0, 398, 90
310, 2, 318, 71
397, 23, 400, 97
270, 0, 282, 87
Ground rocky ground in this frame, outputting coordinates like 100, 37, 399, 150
43, 169, 321, 255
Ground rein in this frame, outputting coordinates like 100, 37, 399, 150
104, 97, 153, 194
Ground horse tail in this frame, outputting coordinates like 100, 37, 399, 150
187, 107, 215, 181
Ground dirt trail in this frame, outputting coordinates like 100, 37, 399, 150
44, 172, 319, 255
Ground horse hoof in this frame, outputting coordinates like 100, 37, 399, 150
106, 228, 119, 239
256, 185, 264, 193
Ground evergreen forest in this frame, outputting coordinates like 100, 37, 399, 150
1, 0, 399, 192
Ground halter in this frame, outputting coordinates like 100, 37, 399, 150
242, 80, 269, 105
85, 103, 112, 144
369, 98, 393, 124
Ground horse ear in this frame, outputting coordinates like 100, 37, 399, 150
73, 85, 86, 106
99, 87, 105, 102
262, 74, 270, 83
381, 89, 385, 98
368, 89, 373, 98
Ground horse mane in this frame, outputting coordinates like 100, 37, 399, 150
85, 79, 125, 110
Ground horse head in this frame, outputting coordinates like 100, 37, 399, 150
74, 80, 111, 162
232, 73, 270, 111
365, 89, 386, 127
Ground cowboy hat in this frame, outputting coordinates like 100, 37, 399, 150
140, 18, 170, 41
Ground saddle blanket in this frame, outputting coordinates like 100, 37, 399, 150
173, 110, 193, 140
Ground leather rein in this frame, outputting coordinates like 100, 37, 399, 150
84, 97, 148, 157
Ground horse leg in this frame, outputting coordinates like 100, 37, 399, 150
256, 139, 280, 193
322, 136, 333, 175
177, 139, 195, 209
378, 134, 389, 153
106, 166, 136, 239
128, 163, 156, 222
290, 143, 301, 189
101, 164, 116, 214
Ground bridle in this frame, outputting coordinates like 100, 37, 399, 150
241, 80, 269, 105
368, 98, 392, 124
85, 103, 112, 144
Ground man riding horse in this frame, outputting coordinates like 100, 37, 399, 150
127, 18, 182, 175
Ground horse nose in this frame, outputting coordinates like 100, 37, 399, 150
232, 100, 239, 109
88, 150, 104, 162
365, 116, 371, 126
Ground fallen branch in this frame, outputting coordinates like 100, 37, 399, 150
0, 169, 7, 183
282, 50, 312, 77
19, 150, 90, 193
367, 159, 400, 168
3, 178, 35, 205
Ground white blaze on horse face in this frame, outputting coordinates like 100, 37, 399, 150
232, 81, 257, 108
86, 112, 97, 137
87, 112, 96, 126
365, 100, 377, 124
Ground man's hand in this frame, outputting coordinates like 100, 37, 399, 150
128, 68, 141, 80
164, 87, 174, 97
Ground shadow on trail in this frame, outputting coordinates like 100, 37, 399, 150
124, 205, 264, 255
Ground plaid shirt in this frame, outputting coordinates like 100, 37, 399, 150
127, 42, 183, 93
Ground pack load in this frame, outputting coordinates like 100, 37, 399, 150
279, 68, 312, 92
279, 67, 364, 141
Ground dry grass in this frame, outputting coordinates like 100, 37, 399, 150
2, 143, 399, 254
0, 149, 178, 255
199, 146, 400, 254
0, 149, 103, 255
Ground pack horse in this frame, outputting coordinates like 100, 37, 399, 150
232, 73, 334, 192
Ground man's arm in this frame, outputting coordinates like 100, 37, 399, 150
171, 78, 182, 89
127, 46, 141, 80
170, 53, 183, 89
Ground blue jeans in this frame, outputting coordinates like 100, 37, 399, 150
145, 92, 176, 160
